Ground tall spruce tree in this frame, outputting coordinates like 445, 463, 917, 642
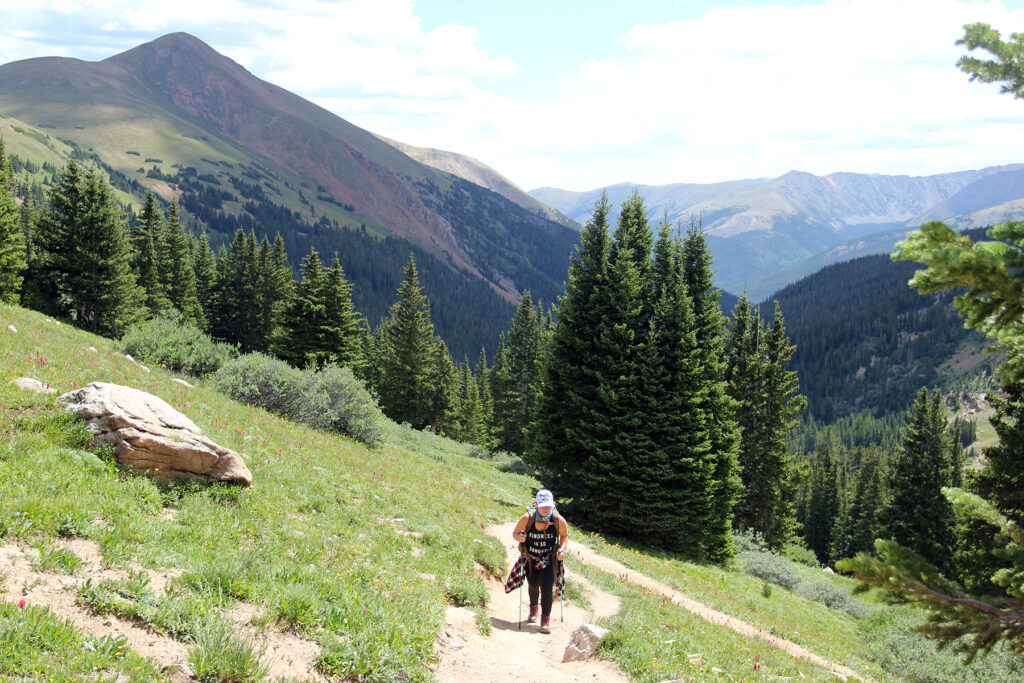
131, 195, 170, 315
728, 297, 806, 548
493, 292, 545, 455
0, 137, 26, 304
274, 249, 330, 369
209, 230, 262, 350
638, 222, 718, 553
191, 233, 217, 327
255, 234, 293, 352
533, 194, 614, 503
428, 339, 457, 433
803, 428, 841, 563
475, 348, 495, 449
161, 202, 203, 326
877, 388, 955, 573
323, 256, 362, 370
34, 162, 138, 336
377, 256, 436, 428
844, 446, 889, 560
683, 222, 741, 560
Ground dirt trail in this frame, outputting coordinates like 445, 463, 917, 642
569, 536, 874, 683
434, 523, 628, 683
436, 523, 874, 683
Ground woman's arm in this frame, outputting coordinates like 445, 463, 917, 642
512, 514, 529, 542
557, 517, 569, 553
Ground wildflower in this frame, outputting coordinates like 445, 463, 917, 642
18, 599, 26, 609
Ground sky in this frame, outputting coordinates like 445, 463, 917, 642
2, 0, 1024, 191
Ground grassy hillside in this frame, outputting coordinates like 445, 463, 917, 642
3, 304, 1022, 682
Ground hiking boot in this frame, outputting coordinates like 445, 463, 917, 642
539, 615, 551, 634
526, 605, 539, 624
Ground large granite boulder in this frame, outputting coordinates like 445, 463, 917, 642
59, 382, 252, 486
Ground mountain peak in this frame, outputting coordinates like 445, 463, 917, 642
104, 31, 244, 78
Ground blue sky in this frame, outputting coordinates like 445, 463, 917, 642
3, 1, 1024, 191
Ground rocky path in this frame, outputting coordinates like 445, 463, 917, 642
434, 523, 628, 683
435, 522, 875, 683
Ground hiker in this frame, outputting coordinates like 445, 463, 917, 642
511, 489, 568, 633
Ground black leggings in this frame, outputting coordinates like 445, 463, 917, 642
526, 561, 555, 616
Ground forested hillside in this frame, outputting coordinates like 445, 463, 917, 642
766, 227, 997, 422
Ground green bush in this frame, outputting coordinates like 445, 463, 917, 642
303, 364, 386, 446
783, 542, 820, 567
213, 353, 306, 419
120, 316, 235, 376
214, 354, 386, 445
796, 579, 872, 619
738, 549, 801, 590
861, 606, 1024, 682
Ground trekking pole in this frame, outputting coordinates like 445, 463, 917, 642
518, 582, 523, 630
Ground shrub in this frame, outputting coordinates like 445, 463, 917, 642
796, 579, 873, 619
214, 354, 386, 445
302, 364, 386, 446
783, 542, 820, 567
738, 549, 801, 591
861, 606, 1024, 682
213, 353, 306, 418
120, 316, 234, 376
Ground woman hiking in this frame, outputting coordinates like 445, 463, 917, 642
511, 489, 568, 633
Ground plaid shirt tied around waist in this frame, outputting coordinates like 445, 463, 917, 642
503, 553, 565, 599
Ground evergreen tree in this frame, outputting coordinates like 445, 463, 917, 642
533, 194, 614, 503
274, 249, 329, 369
131, 194, 170, 315
161, 202, 203, 326
209, 230, 261, 350
191, 233, 217, 326
34, 162, 138, 336
323, 256, 362, 370
493, 292, 545, 454
581, 195, 651, 534
638, 221, 717, 553
877, 388, 955, 573
0, 137, 26, 304
841, 446, 889, 561
427, 339, 457, 433
256, 234, 293, 351
377, 256, 436, 428
475, 348, 495, 449
684, 221, 741, 560
803, 428, 841, 563
728, 297, 806, 548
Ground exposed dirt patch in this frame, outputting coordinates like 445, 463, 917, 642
0, 539, 190, 670
0, 538, 325, 681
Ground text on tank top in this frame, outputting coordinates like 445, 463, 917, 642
525, 519, 557, 558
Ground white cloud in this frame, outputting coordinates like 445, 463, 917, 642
3, 0, 1024, 190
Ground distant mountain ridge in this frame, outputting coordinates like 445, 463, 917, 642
0, 32, 581, 358
376, 134, 578, 231
532, 166, 1024, 298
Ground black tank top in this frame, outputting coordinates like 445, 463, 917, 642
525, 517, 557, 559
